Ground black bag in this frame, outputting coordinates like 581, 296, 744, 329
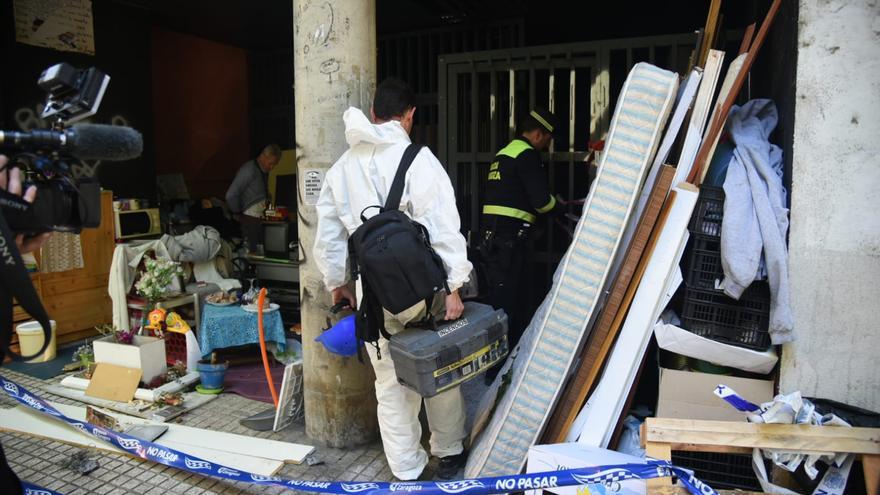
348, 144, 450, 357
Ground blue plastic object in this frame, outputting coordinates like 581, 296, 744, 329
196, 361, 228, 390
315, 314, 358, 356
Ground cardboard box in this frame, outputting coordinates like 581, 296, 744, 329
93, 335, 167, 384
656, 368, 774, 422
526, 443, 646, 495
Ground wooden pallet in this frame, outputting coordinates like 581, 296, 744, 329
642, 417, 880, 494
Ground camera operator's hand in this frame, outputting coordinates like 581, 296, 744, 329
0, 155, 51, 254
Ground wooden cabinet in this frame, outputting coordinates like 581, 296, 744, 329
10, 191, 115, 353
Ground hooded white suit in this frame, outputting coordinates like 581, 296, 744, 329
314, 107, 470, 480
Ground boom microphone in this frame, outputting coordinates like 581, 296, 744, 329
0, 124, 143, 161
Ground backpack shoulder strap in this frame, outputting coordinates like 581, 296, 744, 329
384, 143, 422, 212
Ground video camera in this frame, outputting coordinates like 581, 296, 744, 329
0, 63, 143, 233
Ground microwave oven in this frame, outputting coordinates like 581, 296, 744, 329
114, 208, 162, 239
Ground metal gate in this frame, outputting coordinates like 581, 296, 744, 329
439, 33, 696, 298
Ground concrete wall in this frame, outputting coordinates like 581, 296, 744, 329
782, 0, 880, 411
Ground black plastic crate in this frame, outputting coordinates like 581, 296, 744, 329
681, 286, 771, 350
672, 451, 762, 491
684, 235, 723, 290
689, 185, 725, 238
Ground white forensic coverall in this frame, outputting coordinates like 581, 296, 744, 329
314, 107, 472, 480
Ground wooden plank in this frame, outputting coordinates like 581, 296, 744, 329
0, 405, 285, 476
698, 0, 722, 67
688, 0, 783, 184
864, 454, 880, 495
672, 49, 724, 188
646, 441, 673, 489
739, 23, 757, 55
645, 418, 880, 455
541, 165, 676, 443
698, 52, 747, 184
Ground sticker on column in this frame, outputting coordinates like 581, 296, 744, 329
302, 169, 325, 206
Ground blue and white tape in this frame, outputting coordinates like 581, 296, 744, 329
22, 482, 63, 495
2, 375, 718, 495
714, 384, 760, 413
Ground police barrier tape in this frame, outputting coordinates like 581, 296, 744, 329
1, 375, 719, 495
22, 482, 64, 495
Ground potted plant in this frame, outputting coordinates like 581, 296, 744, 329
92, 324, 167, 384
196, 355, 228, 393
134, 257, 183, 328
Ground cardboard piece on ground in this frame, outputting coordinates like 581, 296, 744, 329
526, 444, 646, 495
656, 368, 774, 422
85, 363, 142, 402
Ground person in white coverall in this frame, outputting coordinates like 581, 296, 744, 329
313, 78, 472, 481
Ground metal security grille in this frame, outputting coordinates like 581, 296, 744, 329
439, 33, 696, 298
378, 19, 525, 150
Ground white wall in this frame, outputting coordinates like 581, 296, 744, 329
782, 0, 880, 411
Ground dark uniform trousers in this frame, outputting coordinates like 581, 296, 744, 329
478, 218, 532, 354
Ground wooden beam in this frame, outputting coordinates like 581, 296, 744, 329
698, 0, 722, 66
688, 0, 783, 184
739, 22, 757, 55
646, 441, 673, 489
865, 454, 880, 495
541, 165, 676, 443
645, 418, 880, 455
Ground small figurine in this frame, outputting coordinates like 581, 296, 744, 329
165, 311, 191, 334
144, 308, 168, 337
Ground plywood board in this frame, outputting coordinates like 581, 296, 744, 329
673, 49, 724, 187
85, 363, 141, 402
0, 405, 284, 476
542, 165, 676, 443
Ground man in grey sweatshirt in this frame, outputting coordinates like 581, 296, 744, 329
225, 144, 281, 219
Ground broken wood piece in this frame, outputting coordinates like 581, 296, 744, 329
688, 0, 783, 184
739, 23, 757, 55
698, 0, 722, 66
85, 363, 141, 403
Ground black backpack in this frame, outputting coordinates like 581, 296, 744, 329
348, 144, 450, 358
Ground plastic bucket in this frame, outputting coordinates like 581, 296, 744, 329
15, 320, 57, 363
197, 361, 228, 390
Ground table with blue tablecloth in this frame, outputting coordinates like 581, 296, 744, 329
199, 304, 287, 358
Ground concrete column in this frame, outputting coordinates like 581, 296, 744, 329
783, 0, 880, 411
294, 0, 378, 447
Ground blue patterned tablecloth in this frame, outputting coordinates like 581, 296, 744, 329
200, 304, 287, 358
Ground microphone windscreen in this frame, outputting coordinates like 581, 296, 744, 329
69, 124, 143, 161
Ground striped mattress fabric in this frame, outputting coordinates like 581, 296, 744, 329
465, 62, 678, 478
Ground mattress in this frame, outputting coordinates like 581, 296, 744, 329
464, 63, 678, 478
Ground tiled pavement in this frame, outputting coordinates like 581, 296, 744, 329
1, 367, 488, 494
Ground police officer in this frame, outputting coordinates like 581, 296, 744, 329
479, 107, 565, 361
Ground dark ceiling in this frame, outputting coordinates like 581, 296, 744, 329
112, 0, 764, 52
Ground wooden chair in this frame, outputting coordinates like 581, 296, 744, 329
641, 417, 880, 494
